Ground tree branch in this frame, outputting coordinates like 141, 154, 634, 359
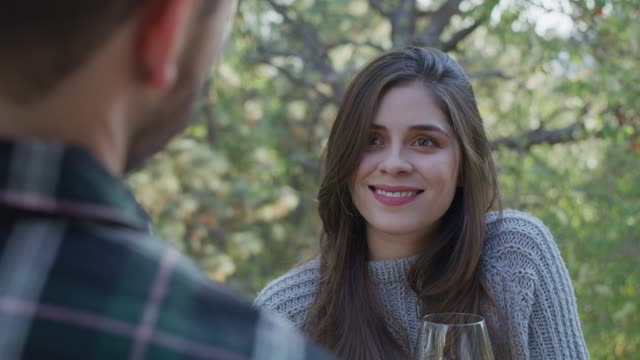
388, 0, 418, 46
441, 18, 484, 52
272, 64, 316, 89
491, 122, 586, 150
368, 0, 390, 17
467, 70, 513, 80
414, 0, 464, 47
264, 0, 333, 74
259, 0, 346, 100
416, 9, 434, 17
305, 96, 333, 150
326, 39, 386, 53
291, 155, 324, 174
367, 0, 418, 47
200, 77, 217, 147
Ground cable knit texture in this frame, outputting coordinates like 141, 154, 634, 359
255, 210, 589, 359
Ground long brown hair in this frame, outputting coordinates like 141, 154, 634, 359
303, 47, 511, 359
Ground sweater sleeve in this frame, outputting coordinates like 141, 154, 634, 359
483, 211, 589, 360
254, 259, 320, 328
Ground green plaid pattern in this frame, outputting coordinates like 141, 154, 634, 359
0, 138, 334, 360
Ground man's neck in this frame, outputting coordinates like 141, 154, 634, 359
0, 98, 127, 176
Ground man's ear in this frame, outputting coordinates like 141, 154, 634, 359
136, 0, 193, 90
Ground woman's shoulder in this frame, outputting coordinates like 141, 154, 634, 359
482, 209, 563, 275
484, 209, 551, 238
254, 258, 320, 324
482, 211, 588, 358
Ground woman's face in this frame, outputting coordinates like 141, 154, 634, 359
351, 81, 461, 259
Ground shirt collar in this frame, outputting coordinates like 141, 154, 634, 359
0, 138, 149, 230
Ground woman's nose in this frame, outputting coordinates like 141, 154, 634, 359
377, 148, 412, 175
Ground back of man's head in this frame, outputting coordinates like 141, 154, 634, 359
0, 2, 140, 103
0, 0, 234, 174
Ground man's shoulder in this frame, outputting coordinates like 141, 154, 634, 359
0, 218, 334, 359
147, 242, 333, 359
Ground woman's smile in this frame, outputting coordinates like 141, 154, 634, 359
369, 184, 424, 206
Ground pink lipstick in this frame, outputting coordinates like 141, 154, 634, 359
369, 185, 423, 206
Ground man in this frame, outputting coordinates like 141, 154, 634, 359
0, 1, 334, 359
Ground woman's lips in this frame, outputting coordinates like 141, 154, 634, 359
369, 185, 424, 206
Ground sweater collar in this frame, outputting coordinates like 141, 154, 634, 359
368, 256, 418, 285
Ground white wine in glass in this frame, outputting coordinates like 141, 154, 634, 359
416, 313, 494, 360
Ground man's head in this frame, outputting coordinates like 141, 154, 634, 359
0, 0, 235, 173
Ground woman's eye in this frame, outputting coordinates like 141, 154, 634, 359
415, 137, 436, 147
368, 134, 383, 146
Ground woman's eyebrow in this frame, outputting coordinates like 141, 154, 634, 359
370, 123, 450, 137
409, 124, 450, 137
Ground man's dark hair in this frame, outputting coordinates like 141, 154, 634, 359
0, 2, 141, 103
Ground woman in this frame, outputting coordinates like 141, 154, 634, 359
255, 47, 588, 359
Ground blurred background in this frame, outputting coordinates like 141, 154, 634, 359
128, 0, 639, 358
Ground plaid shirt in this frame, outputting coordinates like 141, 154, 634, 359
0, 138, 334, 360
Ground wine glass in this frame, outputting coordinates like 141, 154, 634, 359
416, 313, 494, 360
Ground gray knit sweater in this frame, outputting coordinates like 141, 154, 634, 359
255, 210, 589, 359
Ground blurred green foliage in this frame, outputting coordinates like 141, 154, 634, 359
129, 0, 639, 358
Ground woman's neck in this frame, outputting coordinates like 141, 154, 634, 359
366, 225, 434, 260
